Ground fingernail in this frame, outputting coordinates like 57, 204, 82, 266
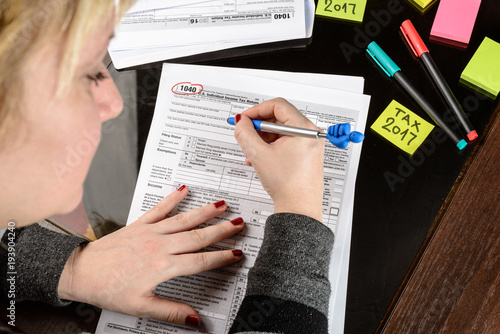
230, 217, 244, 226
233, 250, 243, 257
185, 315, 200, 328
214, 200, 226, 208
235, 114, 241, 123
177, 185, 186, 191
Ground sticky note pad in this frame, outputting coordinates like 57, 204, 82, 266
371, 100, 434, 155
430, 0, 481, 48
315, 0, 367, 23
460, 37, 500, 99
405, 0, 438, 14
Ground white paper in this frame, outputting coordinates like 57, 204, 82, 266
109, 0, 315, 69
97, 64, 369, 334
110, 1, 305, 51
128, 1, 223, 14
173, 64, 364, 93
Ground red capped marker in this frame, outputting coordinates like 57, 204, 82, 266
400, 19, 478, 142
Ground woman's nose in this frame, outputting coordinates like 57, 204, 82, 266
94, 67, 123, 122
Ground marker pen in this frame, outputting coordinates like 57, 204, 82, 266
366, 41, 467, 151
400, 19, 477, 141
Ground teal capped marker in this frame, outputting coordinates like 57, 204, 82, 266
367, 41, 401, 77
366, 41, 467, 151
456, 139, 467, 150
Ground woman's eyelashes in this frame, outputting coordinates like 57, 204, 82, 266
87, 71, 107, 86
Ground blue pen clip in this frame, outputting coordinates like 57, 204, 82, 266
366, 41, 401, 78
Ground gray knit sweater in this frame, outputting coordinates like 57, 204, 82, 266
1, 213, 334, 333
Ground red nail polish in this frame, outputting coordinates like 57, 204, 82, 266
235, 114, 241, 123
177, 185, 186, 191
185, 315, 199, 328
214, 200, 226, 208
232, 249, 243, 257
230, 217, 244, 225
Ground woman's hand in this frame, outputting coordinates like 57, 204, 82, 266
58, 186, 244, 328
233, 98, 325, 222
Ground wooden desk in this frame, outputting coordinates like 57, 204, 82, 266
379, 105, 500, 333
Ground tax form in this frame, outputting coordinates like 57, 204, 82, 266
126, 1, 219, 14
109, 0, 315, 69
96, 64, 370, 334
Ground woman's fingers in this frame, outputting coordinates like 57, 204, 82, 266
135, 185, 189, 224
133, 296, 202, 328
234, 113, 270, 164
167, 248, 244, 278
61, 185, 245, 330
167, 217, 245, 254
157, 200, 228, 234
136, 187, 230, 236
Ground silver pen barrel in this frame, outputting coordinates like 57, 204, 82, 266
259, 122, 324, 139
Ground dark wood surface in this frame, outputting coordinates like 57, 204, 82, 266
378, 104, 500, 333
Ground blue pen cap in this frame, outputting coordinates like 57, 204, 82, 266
227, 117, 263, 131
366, 41, 401, 77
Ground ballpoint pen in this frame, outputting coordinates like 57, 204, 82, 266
366, 41, 467, 151
227, 117, 364, 149
400, 19, 478, 142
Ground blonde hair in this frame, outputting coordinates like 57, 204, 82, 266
0, 0, 135, 146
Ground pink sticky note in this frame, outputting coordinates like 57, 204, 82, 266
430, 0, 482, 48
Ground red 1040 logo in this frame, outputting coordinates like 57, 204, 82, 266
171, 82, 203, 95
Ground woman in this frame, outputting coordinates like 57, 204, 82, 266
0, 1, 334, 333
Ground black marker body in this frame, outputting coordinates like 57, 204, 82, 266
393, 71, 463, 145
420, 52, 475, 137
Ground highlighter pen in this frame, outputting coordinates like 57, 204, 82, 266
400, 20, 478, 141
227, 117, 364, 149
366, 41, 467, 151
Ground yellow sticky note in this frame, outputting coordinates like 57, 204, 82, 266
315, 0, 367, 23
406, 0, 438, 14
371, 100, 434, 155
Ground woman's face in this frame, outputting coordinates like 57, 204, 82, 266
0, 16, 122, 227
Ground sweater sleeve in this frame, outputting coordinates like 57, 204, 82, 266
0, 223, 88, 306
229, 213, 335, 334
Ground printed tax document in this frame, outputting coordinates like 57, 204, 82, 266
126, 1, 212, 13
97, 64, 370, 334
109, 0, 315, 69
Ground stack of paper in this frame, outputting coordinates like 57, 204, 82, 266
96, 64, 370, 334
109, 0, 316, 69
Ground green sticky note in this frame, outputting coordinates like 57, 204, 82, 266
460, 37, 500, 99
315, 0, 367, 23
371, 100, 434, 155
